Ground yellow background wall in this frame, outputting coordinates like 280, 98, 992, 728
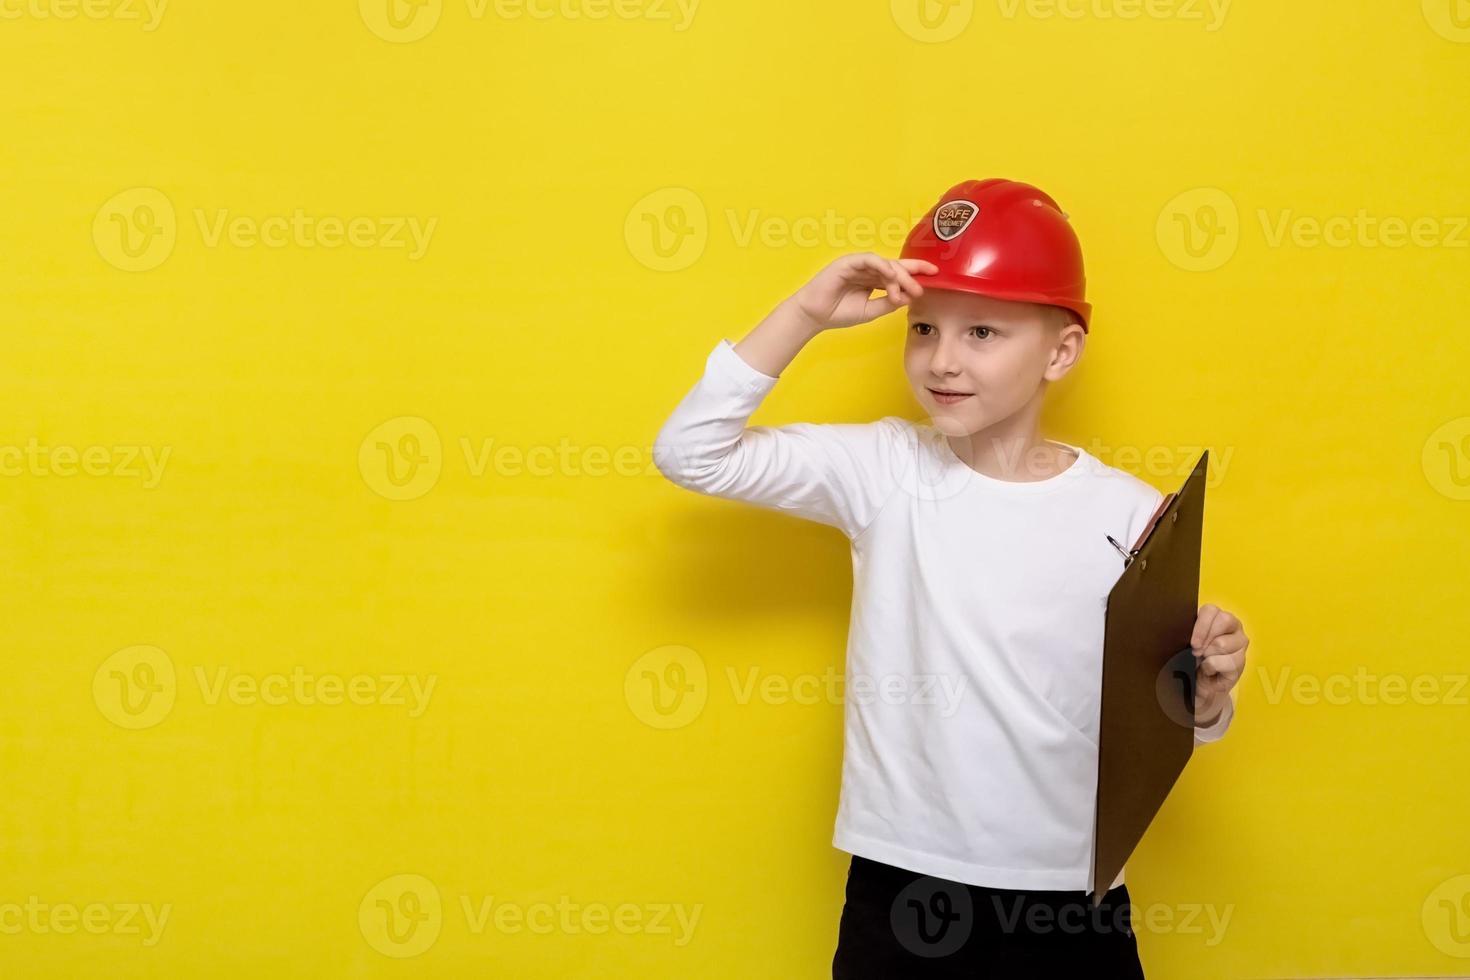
2, 0, 1468, 976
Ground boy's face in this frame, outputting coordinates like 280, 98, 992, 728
903, 288, 1086, 436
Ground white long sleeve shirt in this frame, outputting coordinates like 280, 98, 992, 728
653, 338, 1234, 892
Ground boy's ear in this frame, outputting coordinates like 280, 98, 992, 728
1044, 322, 1087, 380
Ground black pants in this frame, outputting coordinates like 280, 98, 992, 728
831, 855, 1146, 978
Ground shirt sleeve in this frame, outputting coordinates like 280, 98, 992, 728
652, 338, 906, 539
1194, 692, 1234, 745
1125, 486, 1168, 551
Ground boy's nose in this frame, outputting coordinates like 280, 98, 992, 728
929, 342, 962, 376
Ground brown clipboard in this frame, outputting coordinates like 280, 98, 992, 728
1088, 450, 1209, 905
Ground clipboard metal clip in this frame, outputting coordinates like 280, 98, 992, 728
1106, 492, 1178, 569
1106, 534, 1139, 567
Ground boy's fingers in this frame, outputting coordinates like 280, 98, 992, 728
1199, 632, 1233, 655
880, 268, 909, 301
874, 259, 909, 295
899, 258, 940, 275
839, 255, 879, 285
867, 292, 904, 318
853, 256, 927, 296
842, 257, 877, 281
1191, 603, 1222, 650
1196, 635, 1233, 662
1219, 610, 1242, 637
850, 258, 903, 289
847, 255, 923, 312
1200, 649, 1243, 679
888, 260, 923, 296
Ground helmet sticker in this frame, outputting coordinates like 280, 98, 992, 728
934, 200, 978, 241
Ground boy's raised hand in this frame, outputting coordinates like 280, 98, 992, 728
789, 253, 940, 332
1192, 603, 1249, 724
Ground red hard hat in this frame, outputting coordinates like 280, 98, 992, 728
900, 178, 1092, 332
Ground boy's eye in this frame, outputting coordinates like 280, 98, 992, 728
910, 323, 994, 339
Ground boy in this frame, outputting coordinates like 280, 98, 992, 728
652, 179, 1248, 976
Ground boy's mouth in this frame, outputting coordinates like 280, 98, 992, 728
928, 387, 973, 404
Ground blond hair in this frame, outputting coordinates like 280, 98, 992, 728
1042, 304, 1081, 334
